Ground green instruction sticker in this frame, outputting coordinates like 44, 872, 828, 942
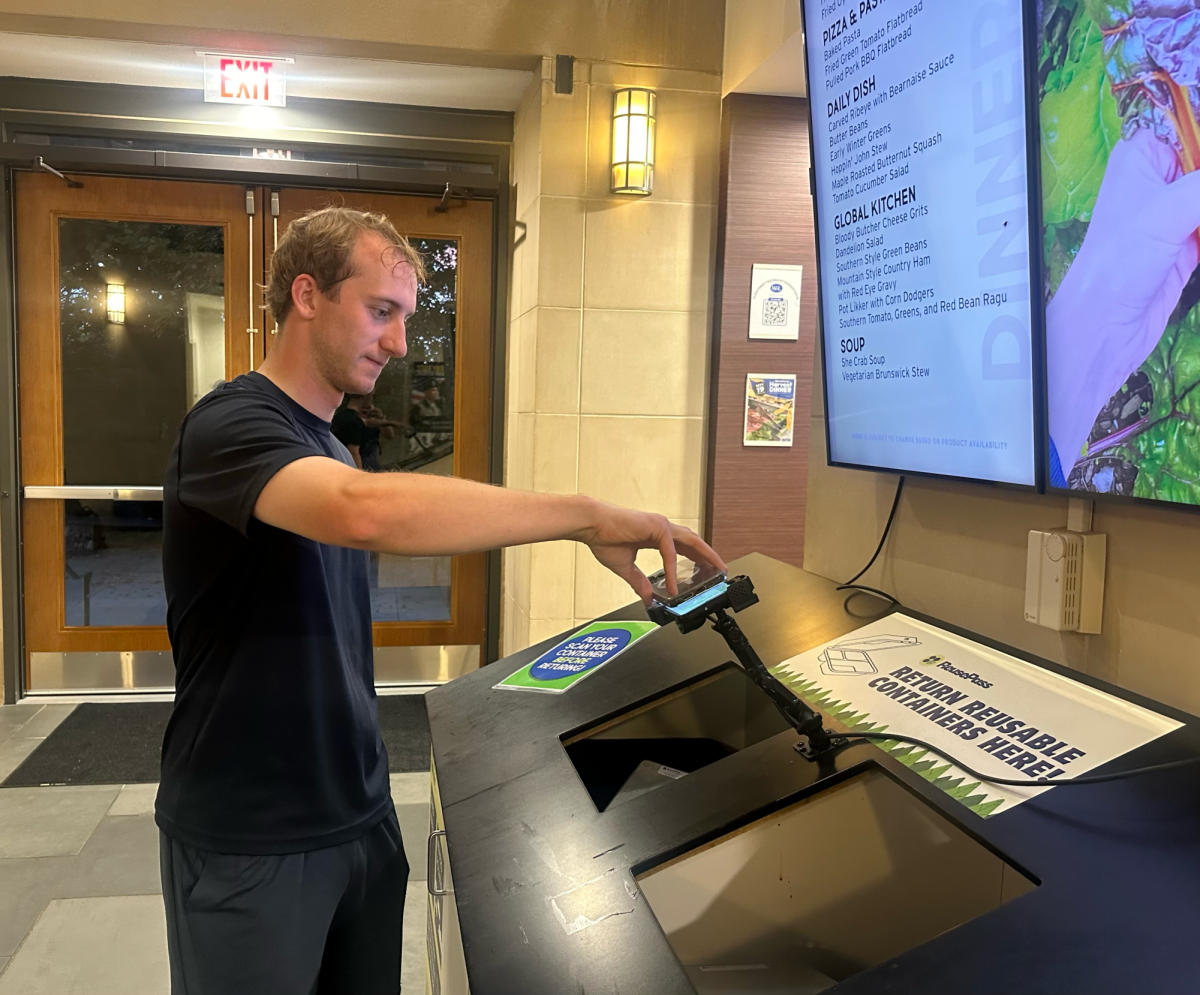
495, 620, 658, 694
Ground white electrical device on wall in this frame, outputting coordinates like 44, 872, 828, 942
1024, 530, 1107, 633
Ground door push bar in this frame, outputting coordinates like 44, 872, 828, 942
23, 486, 164, 501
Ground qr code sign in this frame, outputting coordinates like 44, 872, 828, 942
762, 298, 788, 326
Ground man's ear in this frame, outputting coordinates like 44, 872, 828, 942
291, 273, 319, 320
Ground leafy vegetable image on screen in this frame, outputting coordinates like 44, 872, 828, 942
1042, 0, 1200, 503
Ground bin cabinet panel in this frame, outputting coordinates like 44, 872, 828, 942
428, 760, 470, 995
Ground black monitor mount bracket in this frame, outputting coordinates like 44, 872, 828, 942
647, 575, 844, 759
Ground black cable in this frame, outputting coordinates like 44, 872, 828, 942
836, 474, 905, 615
845, 475, 905, 586
836, 584, 900, 616
835, 729, 1200, 786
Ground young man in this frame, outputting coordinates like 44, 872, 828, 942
156, 206, 724, 994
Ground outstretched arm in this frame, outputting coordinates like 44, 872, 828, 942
255, 456, 725, 603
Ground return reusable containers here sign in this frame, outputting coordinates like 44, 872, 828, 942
773, 616, 1181, 817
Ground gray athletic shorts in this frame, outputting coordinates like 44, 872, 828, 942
159, 810, 409, 995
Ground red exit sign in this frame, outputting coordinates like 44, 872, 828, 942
203, 54, 291, 107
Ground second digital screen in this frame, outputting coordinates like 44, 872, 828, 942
1041, 2, 1200, 507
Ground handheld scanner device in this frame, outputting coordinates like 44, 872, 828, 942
646, 568, 760, 632
647, 562, 726, 612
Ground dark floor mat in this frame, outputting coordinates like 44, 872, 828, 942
3, 702, 172, 786
3, 693, 431, 787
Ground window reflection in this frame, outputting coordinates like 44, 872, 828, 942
59, 219, 225, 486
368, 552, 451, 622
64, 500, 166, 627
367, 238, 456, 474
334, 237, 458, 624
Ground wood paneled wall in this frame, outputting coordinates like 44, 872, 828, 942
705, 93, 816, 566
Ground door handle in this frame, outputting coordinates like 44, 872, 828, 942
23, 486, 163, 501
246, 188, 258, 370
427, 829, 448, 896
270, 189, 280, 336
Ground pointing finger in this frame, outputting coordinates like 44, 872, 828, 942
658, 522, 679, 598
670, 526, 727, 573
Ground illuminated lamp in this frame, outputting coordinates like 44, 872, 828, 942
611, 88, 656, 195
106, 284, 126, 324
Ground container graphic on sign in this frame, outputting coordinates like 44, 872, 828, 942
819, 634, 922, 676
496, 621, 658, 693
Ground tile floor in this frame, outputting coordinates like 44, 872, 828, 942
0, 702, 431, 993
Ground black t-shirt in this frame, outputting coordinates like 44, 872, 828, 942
155, 372, 390, 855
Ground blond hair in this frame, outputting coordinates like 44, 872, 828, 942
266, 206, 426, 326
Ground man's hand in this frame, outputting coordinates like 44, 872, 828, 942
255, 457, 725, 606
572, 503, 726, 605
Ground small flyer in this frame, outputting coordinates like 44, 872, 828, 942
743, 373, 796, 447
748, 263, 802, 340
495, 620, 659, 694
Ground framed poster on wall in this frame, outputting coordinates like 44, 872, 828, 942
749, 263, 803, 340
743, 374, 796, 447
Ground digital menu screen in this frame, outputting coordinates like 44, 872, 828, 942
1040, 2, 1200, 505
804, 0, 1038, 485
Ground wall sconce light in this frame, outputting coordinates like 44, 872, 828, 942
106, 283, 126, 324
611, 88, 656, 195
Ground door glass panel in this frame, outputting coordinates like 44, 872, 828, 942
64, 499, 166, 627
357, 237, 456, 475
368, 552, 452, 621
57, 218, 223, 629
58, 219, 225, 486
335, 237, 457, 623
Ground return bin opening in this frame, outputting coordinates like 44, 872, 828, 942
561, 663, 793, 812
634, 767, 1038, 995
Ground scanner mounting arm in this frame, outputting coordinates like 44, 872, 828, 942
648, 575, 842, 759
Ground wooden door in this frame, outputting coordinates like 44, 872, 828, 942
271, 189, 494, 657
15, 172, 261, 688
